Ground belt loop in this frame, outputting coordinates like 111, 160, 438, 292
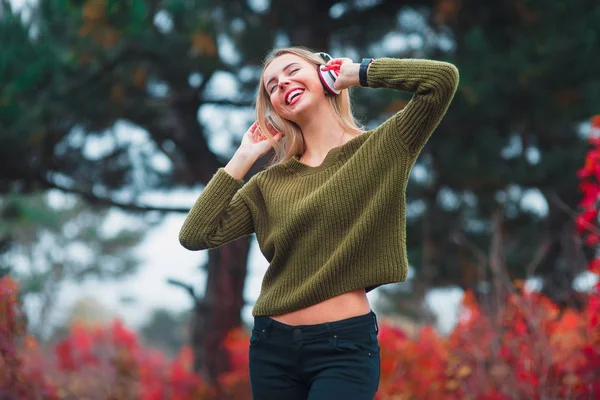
372, 312, 379, 334
261, 317, 274, 339
326, 322, 337, 347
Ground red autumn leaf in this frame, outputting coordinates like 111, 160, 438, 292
575, 209, 597, 233
54, 339, 76, 371
111, 319, 138, 349
589, 258, 600, 274
585, 233, 600, 246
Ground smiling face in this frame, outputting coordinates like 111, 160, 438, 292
262, 53, 326, 123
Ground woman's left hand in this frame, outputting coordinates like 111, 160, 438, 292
322, 58, 360, 91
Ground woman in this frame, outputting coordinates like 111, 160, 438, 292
179, 46, 459, 399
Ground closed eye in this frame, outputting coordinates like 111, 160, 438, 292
268, 68, 301, 94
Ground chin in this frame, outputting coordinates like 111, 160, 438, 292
287, 97, 320, 122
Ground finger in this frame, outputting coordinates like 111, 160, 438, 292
252, 130, 266, 142
269, 132, 283, 143
249, 121, 259, 133
322, 64, 341, 72
250, 125, 263, 141
254, 126, 264, 140
266, 123, 280, 135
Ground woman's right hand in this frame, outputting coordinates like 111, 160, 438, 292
224, 121, 283, 181
239, 121, 283, 159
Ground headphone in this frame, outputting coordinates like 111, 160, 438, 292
316, 52, 341, 96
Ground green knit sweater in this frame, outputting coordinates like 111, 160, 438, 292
179, 58, 459, 316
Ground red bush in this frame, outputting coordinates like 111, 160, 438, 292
2, 269, 599, 399
0, 277, 59, 399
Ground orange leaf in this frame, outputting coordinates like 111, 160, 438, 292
110, 83, 125, 103
555, 89, 581, 108
456, 364, 471, 378
82, 0, 106, 22
445, 379, 459, 390
132, 67, 148, 89
191, 33, 218, 57
555, 309, 584, 333
434, 0, 460, 25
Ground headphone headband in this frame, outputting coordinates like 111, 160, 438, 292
317, 52, 333, 62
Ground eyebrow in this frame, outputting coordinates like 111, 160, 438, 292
265, 63, 300, 90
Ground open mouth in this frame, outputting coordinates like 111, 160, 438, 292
286, 89, 305, 105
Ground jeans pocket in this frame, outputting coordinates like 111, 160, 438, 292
334, 331, 380, 357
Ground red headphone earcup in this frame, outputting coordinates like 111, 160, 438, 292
318, 65, 341, 95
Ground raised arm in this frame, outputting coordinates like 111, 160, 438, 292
366, 58, 459, 155
179, 122, 281, 250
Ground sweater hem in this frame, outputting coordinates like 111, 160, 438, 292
251, 274, 408, 317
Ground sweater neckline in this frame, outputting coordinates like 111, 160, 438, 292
282, 131, 371, 175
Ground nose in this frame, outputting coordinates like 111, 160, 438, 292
279, 79, 290, 89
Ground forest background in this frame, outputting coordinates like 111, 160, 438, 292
1, 0, 600, 399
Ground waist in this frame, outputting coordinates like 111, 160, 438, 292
269, 288, 370, 326
254, 310, 379, 341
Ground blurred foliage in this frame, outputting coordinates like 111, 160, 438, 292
140, 308, 190, 357
0, 191, 151, 336
1, 0, 599, 323
2, 274, 600, 399
0, 193, 144, 284
576, 116, 600, 256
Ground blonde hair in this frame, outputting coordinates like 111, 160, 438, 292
255, 46, 364, 166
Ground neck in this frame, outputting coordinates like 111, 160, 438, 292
296, 101, 354, 162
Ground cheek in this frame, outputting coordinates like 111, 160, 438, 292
269, 89, 282, 103
269, 92, 279, 104
270, 93, 286, 114
301, 70, 320, 89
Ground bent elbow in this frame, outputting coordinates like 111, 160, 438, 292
442, 63, 460, 90
179, 228, 213, 251
179, 235, 199, 251
433, 63, 459, 104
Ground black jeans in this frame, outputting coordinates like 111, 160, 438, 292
249, 310, 380, 400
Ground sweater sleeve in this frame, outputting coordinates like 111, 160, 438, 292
179, 168, 255, 251
367, 58, 459, 155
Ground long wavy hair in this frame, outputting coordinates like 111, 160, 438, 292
255, 46, 364, 166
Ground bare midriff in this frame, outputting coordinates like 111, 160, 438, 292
270, 288, 371, 326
